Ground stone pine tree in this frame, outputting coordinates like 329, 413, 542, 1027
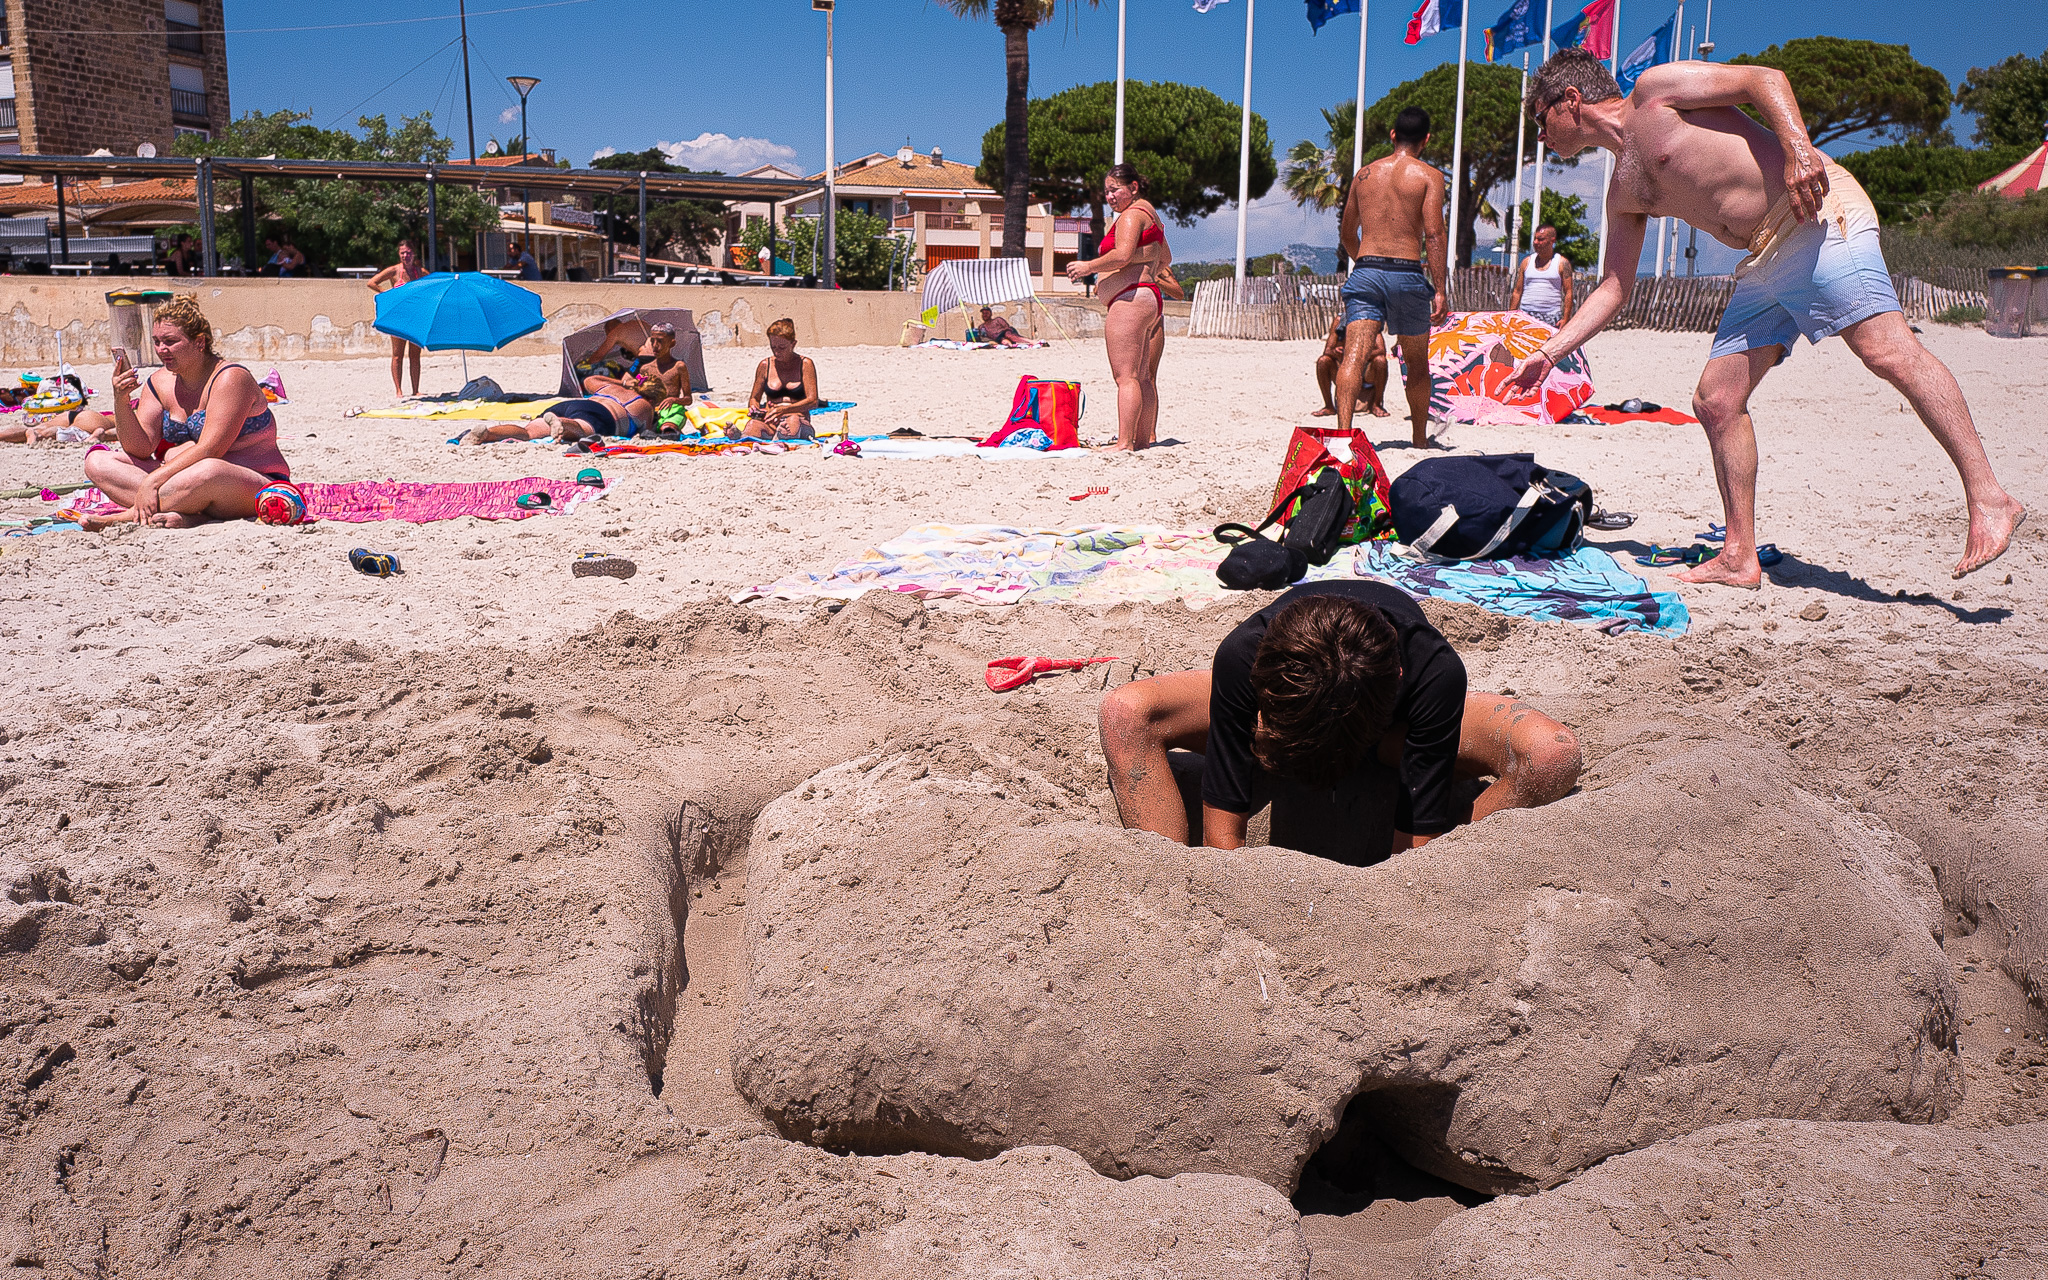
937, 0, 1102, 258
976, 80, 1275, 239
1353, 61, 1544, 268
1729, 37, 1952, 145
1956, 49, 2048, 149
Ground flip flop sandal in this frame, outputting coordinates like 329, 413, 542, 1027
515, 492, 552, 509
831, 439, 862, 456
1696, 522, 1727, 543
572, 553, 636, 580
1757, 544, 1783, 567
1587, 509, 1635, 531
575, 468, 604, 486
1635, 544, 1718, 568
349, 548, 402, 577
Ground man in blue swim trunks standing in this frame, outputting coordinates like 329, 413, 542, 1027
1334, 106, 1449, 449
1511, 49, 2025, 586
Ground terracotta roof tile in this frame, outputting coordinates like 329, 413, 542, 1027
816, 156, 993, 194
0, 177, 196, 210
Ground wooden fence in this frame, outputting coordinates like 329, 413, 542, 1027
1188, 266, 1985, 338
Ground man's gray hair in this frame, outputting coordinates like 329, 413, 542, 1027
1528, 47, 1622, 119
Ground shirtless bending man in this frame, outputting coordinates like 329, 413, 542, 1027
1510, 49, 2025, 585
1335, 106, 1449, 449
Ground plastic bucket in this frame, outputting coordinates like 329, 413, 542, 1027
106, 287, 173, 366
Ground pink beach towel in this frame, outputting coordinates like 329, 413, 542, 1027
59, 477, 611, 524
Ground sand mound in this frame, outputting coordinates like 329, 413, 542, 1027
733, 722, 1960, 1195
1417, 1118, 2048, 1279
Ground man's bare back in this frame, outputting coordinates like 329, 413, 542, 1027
1343, 151, 1443, 262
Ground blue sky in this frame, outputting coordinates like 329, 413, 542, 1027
222, 1, 2030, 269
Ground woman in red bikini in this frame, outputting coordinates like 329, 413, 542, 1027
1067, 163, 1166, 451
77, 296, 292, 529
367, 238, 430, 398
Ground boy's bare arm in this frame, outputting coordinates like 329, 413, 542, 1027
1628, 62, 1829, 219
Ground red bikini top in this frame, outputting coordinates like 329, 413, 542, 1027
1099, 216, 1165, 253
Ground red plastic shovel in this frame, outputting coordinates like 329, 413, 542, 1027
985, 655, 1121, 693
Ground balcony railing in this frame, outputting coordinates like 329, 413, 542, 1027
171, 89, 208, 121
166, 21, 203, 55
0, 100, 15, 131
895, 212, 1090, 234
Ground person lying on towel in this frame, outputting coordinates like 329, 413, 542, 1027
463, 383, 655, 445
976, 306, 1027, 347
580, 322, 692, 433
734, 318, 820, 441
1098, 581, 1582, 866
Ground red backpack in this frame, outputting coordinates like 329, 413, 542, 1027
981, 375, 1084, 450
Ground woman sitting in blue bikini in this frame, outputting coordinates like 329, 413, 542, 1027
77, 296, 293, 529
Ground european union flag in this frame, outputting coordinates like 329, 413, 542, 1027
1484, 0, 1542, 61
1306, 0, 1362, 31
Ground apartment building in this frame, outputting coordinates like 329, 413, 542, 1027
1, 0, 231, 157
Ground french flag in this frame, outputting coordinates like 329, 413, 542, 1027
1405, 0, 1464, 43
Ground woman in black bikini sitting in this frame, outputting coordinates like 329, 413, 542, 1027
1066, 163, 1167, 451
736, 317, 820, 441
77, 296, 292, 529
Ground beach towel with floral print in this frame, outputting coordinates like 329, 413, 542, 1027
1397, 310, 1595, 426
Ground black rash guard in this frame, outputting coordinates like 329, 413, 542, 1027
1203, 580, 1467, 835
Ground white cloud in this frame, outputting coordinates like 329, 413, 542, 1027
655, 132, 799, 175
589, 146, 617, 162
498, 106, 520, 125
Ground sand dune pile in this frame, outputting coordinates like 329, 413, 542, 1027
1, 330, 2044, 1276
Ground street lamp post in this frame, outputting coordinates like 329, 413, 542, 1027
507, 75, 540, 277
814, 0, 836, 289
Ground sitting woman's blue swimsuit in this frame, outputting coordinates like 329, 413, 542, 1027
153, 365, 276, 445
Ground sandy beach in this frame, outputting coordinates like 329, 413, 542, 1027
2, 324, 2044, 1277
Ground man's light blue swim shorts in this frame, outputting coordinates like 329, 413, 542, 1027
1710, 199, 1900, 361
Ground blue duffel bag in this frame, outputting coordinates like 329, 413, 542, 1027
1388, 453, 1593, 559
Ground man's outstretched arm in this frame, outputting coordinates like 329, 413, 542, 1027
1630, 61, 1830, 220
1512, 207, 1646, 388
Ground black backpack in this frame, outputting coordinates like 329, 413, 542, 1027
1388, 454, 1593, 559
1214, 468, 1354, 590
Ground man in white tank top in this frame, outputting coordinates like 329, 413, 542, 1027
1508, 223, 1575, 328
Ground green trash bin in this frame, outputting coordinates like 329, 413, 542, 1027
1985, 268, 2035, 338
106, 287, 174, 366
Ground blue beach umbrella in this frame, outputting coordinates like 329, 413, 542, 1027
374, 271, 543, 349
373, 271, 545, 386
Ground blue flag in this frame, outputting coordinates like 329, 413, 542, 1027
1306, 0, 1362, 31
1616, 8, 1678, 93
1485, 0, 1541, 60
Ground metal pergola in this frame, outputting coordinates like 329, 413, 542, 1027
0, 155, 811, 282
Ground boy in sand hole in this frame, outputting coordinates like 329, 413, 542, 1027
1510, 49, 2025, 585
1100, 582, 1582, 864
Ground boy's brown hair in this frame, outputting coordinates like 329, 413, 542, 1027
1249, 596, 1401, 785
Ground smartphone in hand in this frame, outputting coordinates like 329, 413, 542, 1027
112, 348, 131, 374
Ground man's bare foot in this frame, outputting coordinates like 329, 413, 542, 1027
1095, 442, 1135, 453
1311, 406, 1337, 418
1954, 499, 2026, 578
1369, 404, 1392, 418
1675, 550, 1763, 589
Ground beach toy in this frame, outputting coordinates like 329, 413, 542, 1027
254, 482, 307, 526
349, 548, 402, 578
18, 372, 40, 387
985, 655, 1120, 693
831, 439, 861, 457
571, 553, 635, 580
259, 368, 289, 404
23, 381, 84, 416
1068, 486, 1109, 501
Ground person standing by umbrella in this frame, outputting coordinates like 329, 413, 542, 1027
372, 268, 545, 392
367, 239, 430, 398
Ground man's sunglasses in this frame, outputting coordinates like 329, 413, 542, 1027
1531, 94, 1569, 141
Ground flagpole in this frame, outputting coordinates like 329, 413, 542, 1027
1114, 0, 1127, 165
1596, 0, 1619, 274
1351, 0, 1370, 181
1531, 0, 1551, 261
1233, 0, 1256, 288
1447, 0, 1470, 271
1509, 49, 1528, 268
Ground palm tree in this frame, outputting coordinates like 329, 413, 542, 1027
1284, 102, 1357, 214
938, 0, 1099, 259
